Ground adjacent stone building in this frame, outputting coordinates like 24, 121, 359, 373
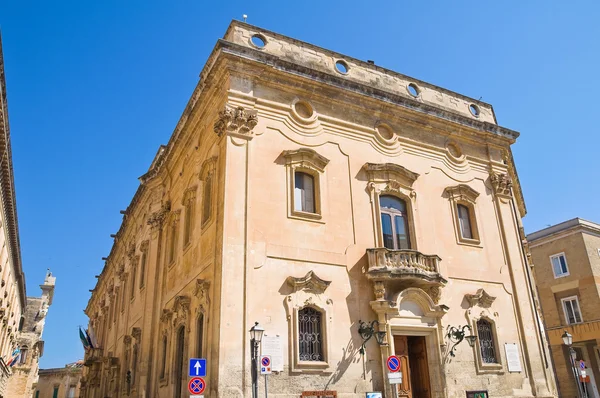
81, 21, 557, 398
6, 271, 56, 397
528, 218, 600, 398
34, 360, 83, 398
0, 32, 29, 397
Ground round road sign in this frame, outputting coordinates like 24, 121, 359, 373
188, 377, 206, 395
386, 355, 401, 373
261, 356, 271, 367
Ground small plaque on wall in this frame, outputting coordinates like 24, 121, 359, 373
466, 391, 488, 398
301, 391, 337, 398
505, 343, 522, 372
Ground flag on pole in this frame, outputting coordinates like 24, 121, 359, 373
85, 328, 94, 349
6, 347, 20, 367
79, 327, 90, 350
87, 325, 98, 348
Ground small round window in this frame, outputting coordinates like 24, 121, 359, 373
250, 34, 266, 49
335, 60, 349, 74
469, 104, 480, 117
407, 83, 420, 98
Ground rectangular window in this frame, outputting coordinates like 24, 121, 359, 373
381, 213, 394, 249
68, 386, 76, 398
139, 250, 147, 289
130, 266, 136, 301
53, 386, 59, 398
294, 171, 315, 213
19, 349, 27, 364
202, 176, 213, 225
550, 253, 569, 278
184, 200, 195, 246
168, 222, 177, 264
35, 391, 39, 398
457, 204, 473, 239
562, 296, 583, 324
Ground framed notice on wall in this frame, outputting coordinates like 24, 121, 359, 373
505, 343, 522, 372
261, 334, 284, 372
466, 391, 488, 398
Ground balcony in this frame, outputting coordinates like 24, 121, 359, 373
366, 248, 447, 287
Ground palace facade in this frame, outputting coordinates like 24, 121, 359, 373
81, 21, 557, 398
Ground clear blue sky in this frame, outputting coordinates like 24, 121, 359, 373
1, 0, 599, 368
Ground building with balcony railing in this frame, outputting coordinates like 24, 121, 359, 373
81, 20, 557, 398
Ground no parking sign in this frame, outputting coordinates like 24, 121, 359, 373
261, 355, 272, 375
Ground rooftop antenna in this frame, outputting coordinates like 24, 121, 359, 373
243, 14, 248, 23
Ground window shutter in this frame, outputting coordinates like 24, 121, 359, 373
303, 174, 315, 213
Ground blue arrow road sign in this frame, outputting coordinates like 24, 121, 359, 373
189, 358, 207, 377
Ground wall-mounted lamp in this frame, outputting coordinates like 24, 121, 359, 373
446, 325, 476, 357
358, 320, 387, 354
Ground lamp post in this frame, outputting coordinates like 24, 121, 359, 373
562, 330, 586, 398
249, 322, 264, 398
358, 320, 387, 354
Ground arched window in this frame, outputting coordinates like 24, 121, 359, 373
477, 319, 498, 363
197, 314, 204, 358
131, 344, 138, 385
380, 195, 411, 250
174, 326, 185, 398
160, 336, 167, 379
298, 307, 323, 361
294, 171, 315, 213
457, 204, 473, 239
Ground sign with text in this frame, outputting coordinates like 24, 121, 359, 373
504, 343, 522, 372
366, 393, 383, 398
387, 372, 403, 385
261, 335, 284, 372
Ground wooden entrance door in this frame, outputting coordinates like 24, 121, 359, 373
394, 335, 431, 398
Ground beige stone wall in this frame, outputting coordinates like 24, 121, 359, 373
35, 367, 82, 398
82, 20, 556, 398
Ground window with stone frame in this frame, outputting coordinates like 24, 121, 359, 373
160, 335, 167, 379
197, 313, 204, 358
167, 213, 180, 265
121, 278, 127, 313
199, 157, 217, 228
139, 242, 148, 289
130, 265, 136, 301
443, 184, 481, 246
281, 148, 329, 221
561, 295, 582, 324
379, 195, 411, 250
182, 187, 197, 247
298, 306, 324, 361
476, 318, 498, 364
550, 253, 569, 278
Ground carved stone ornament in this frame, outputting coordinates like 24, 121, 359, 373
131, 327, 141, 340
373, 281, 386, 301
140, 240, 149, 252
182, 186, 197, 205
428, 286, 441, 304
160, 309, 173, 324
465, 289, 496, 308
172, 295, 191, 328
127, 243, 136, 261
194, 279, 211, 311
490, 171, 512, 197
286, 271, 331, 294
123, 335, 132, 347
213, 106, 258, 138
281, 148, 330, 173
147, 201, 171, 231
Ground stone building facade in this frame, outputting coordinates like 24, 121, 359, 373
6, 271, 56, 397
528, 218, 600, 398
0, 33, 29, 397
81, 21, 557, 398
34, 360, 83, 398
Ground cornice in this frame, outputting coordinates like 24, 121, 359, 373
0, 33, 26, 310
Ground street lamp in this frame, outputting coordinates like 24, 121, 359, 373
358, 320, 387, 354
249, 322, 264, 398
562, 330, 586, 398
446, 325, 476, 357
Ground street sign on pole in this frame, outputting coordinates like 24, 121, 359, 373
188, 377, 206, 395
386, 356, 401, 373
260, 355, 272, 375
387, 372, 403, 385
580, 360, 586, 370
188, 358, 207, 377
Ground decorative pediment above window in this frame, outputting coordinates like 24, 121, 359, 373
465, 289, 496, 308
282, 148, 330, 173
363, 163, 419, 199
147, 201, 171, 231
443, 184, 480, 204
127, 243, 136, 261
194, 279, 211, 312
160, 309, 173, 324
213, 106, 258, 139
286, 271, 331, 294
182, 186, 197, 205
